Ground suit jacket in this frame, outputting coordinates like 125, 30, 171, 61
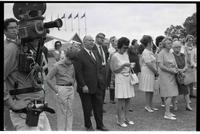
93, 45, 109, 65
73, 48, 104, 94
93, 44, 109, 89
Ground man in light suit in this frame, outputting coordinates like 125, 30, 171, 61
93, 33, 109, 108
73, 35, 108, 131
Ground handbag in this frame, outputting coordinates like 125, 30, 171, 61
176, 71, 185, 85
130, 68, 139, 85
154, 77, 159, 94
184, 67, 195, 85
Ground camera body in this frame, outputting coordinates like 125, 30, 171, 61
13, 3, 47, 42
13, 3, 62, 43
18, 18, 47, 43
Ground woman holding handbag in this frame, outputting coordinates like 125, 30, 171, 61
172, 41, 192, 111
139, 35, 159, 113
110, 37, 135, 127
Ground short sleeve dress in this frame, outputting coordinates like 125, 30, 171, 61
157, 49, 178, 97
139, 49, 156, 92
110, 52, 135, 99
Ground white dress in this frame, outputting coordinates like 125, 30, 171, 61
139, 49, 156, 92
110, 52, 135, 99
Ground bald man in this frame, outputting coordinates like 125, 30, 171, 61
73, 35, 108, 131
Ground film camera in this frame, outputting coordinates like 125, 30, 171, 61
13, 3, 62, 42
13, 3, 63, 86
13, 3, 62, 79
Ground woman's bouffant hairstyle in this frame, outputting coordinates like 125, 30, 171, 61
161, 37, 173, 48
155, 35, 165, 47
140, 35, 153, 47
117, 37, 130, 49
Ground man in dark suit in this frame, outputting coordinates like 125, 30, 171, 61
93, 33, 109, 107
73, 35, 108, 131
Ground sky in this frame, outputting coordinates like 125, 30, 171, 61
4, 3, 196, 42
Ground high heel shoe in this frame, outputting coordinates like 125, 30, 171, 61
145, 106, 154, 113
117, 122, 128, 127
116, 116, 128, 127
164, 115, 176, 120
124, 119, 134, 125
186, 106, 193, 111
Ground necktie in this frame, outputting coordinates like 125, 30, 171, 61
99, 46, 104, 63
89, 51, 96, 62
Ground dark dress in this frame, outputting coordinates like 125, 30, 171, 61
173, 52, 188, 95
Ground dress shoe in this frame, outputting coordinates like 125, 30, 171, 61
145, 106, 154, 113
86, 126, 95, 131
124, 119, 134, 125
117, 121, 127, 127
186, 106, 193, 111
161, 104, 165, 107
151, 107, 159, 111
164, 115, 176, 120
96, 126, 109, 131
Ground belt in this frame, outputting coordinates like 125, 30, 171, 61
56, 83, 72, 86
9, 87, 43, 95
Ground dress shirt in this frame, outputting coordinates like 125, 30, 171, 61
84, 48, 96, 61
95, 43, 106, 65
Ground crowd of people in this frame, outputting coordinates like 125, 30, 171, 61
48, 32, 196, 130
4, 17, 196, 131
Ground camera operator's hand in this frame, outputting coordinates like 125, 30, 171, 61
12, 97, 32, 110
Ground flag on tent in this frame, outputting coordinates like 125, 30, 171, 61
74, 13, 79, 19
68, 13, 72, 19
81, 13, 86, 18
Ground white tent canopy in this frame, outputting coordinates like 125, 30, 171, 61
45, 29, 80, 50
